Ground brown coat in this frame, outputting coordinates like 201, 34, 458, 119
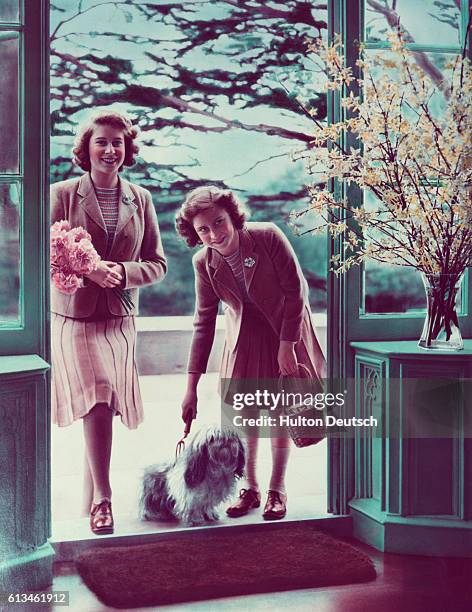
187, 222, 325, 376
50, 173, 167, 317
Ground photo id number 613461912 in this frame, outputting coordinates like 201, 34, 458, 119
0, 591, 69, 606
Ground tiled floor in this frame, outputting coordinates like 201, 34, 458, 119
51, 373, 328, 540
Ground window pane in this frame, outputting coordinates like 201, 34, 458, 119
0, 1, 19, 23
365, 0, 462, 47
361, 188, 425, 314
0, 32, 19, 173
360, 48, 459, 316
364, 48, 452, 118
0, 182, 21, 324
362, 261, 425, 314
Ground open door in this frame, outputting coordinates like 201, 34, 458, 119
0, 0, 51, 592
327, 0, 472, 526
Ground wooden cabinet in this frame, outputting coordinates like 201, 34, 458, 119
350, 341, 472, 556
0, 355, 53, 590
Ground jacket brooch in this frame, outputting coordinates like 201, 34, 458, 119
244, 257, 256, 268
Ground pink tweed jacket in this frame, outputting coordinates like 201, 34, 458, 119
50, 173, 167, 317
187, 221, 325, 375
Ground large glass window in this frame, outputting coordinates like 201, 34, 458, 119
360, 0, 469, 317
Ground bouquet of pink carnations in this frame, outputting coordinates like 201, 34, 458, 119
50, 220, 100, 294
50, 220, 133, 312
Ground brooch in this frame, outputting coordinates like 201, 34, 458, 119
244, 257, 256, 268
122, 195, 133, 206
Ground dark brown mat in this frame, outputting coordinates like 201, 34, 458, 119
75, 527, 376, 608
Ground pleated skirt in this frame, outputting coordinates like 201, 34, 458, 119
219, 303, 320, 438
51, 313, 143, 429
220, 302, 319, 382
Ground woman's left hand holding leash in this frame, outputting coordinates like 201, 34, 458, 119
278, 340, 298, 376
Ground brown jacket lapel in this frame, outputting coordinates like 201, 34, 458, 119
207, 228, 259, 301
208, 247, 242, 304
239, 228, 259, 292
109, 178, 138, 253
76, 173, 107, 233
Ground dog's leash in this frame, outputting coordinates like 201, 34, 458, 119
175, 416, 193, 458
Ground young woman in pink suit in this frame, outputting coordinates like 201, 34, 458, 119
176, 186, 325, 520
50, 111, 167, 534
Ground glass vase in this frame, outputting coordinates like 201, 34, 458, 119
418, 273, 464, 351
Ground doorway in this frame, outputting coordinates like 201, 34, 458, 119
49, 0, 332, 551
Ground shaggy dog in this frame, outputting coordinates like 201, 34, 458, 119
139, 426, 245, 526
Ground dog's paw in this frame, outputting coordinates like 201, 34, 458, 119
183, 514, 208, 526
141, 511, 159, 522
184, 519, 203, 527
204, 510, 220, 521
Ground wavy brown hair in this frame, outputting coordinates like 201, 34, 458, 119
72, 110, 139, 171
175, 186, 249, 247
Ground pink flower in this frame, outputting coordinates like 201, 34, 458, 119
50, 220, 100, 295
51, 220, 71, 234
69, 226, 92, 243
67, 239, 101, 275
51, 271, 83, 295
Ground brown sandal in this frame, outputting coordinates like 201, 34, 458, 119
90, 498, 114, 535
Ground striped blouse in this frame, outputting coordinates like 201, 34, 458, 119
223, 250, 251, 302
95, 185, 120, 256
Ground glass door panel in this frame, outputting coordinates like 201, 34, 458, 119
365, 0, 462, 47
0, 32, 20, 173
0, 182, 21, 324
0, 1, 20, 23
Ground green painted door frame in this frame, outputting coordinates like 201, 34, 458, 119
0, 0, 50, 357
0, 0, 51, 593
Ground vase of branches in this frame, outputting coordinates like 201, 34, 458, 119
418, 273, 463, 351
299, 21, 471, 351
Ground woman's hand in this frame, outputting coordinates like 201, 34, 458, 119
105, 261, 125, 287
278, 340, 298, 376
85, 260, 122, 288
181, 389, 198, 432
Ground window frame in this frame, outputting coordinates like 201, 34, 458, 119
348, 0, 472, 342
327, 0, 472, 515
0, 0, 49, 358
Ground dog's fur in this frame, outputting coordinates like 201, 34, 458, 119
139, 426, 245, 526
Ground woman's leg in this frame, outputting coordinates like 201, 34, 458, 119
245, 434, 260, 492
226, 431, 261, 517
81, 454, 94, 516
268, 436, 291, 494
83, 403, 113, 504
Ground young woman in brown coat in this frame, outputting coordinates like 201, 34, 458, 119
51, 111, 167, 534
176, 186, 325, 520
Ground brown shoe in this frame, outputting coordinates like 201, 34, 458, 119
226, 488, 261, 517
262, 490, 287, 520
90, 499, 114, 535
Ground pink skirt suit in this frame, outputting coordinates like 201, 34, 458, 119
50, 173, 167, 428
187, 222, 325, 389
